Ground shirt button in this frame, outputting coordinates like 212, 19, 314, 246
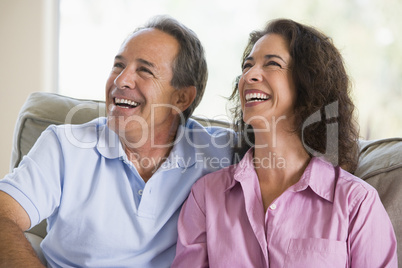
269, 203, 277, 210
138, 189, 143, 196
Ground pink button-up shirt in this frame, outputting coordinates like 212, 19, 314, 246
173, 149, 397, 268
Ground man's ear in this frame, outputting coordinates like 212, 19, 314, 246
171, 86, 196, 115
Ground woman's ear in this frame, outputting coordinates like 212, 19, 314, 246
171, 86, 196, 115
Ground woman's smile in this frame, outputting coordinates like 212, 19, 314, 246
244, 89, 271, 107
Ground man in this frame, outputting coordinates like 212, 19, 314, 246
0, 16, 234, 267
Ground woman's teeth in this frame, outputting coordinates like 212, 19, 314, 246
245, 92, 270, 103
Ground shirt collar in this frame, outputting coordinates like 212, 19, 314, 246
226, 148, 255, 191
96, 118, 202, 170
293, 157, 337, 202
96, 120, 125, 159
159, 121, 196, 170
228, 148, 337, 202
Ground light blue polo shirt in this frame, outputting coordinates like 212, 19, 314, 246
0, 117, 235, 267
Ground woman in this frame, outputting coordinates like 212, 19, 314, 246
172, 19, 397, 267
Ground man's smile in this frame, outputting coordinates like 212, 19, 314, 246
114, 97, 140, 108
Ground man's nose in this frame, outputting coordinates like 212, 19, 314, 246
114, 68, 135, 89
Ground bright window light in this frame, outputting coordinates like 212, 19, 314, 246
59, 0, 402, 139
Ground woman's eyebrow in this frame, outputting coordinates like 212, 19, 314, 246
244, 54, 287, 63
265, 54, 286, 63
244, 56, 254, 62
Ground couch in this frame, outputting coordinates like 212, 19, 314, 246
7, 92, 402, 265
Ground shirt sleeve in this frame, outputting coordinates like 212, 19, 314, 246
348, 187, 398, 267
0, 126, 63, 228
172, 178, 209, 268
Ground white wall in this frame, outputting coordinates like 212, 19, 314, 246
0, 0, 58, 178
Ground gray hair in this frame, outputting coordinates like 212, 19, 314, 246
134, 15, 208, 121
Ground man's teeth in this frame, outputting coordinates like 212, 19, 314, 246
115, 98, 139, 108
245, 93, 270, 103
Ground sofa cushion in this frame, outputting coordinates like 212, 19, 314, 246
10, 92, 106, 171
355, 138, 402, 260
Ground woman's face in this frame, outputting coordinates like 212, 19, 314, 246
238, 33, 296, 130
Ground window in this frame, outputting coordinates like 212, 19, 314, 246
59, 0, 402, 139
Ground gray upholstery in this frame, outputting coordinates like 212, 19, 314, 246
354, 138, 402, 264
10, 92, 107, 172
8, 92, 402, 264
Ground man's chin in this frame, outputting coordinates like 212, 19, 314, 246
107, 115, 150, 138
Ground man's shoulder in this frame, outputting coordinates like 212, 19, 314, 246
169, 118, 236, 172
181, 118, 236, 147
48, 117, 107, 147
51, 117, 106, 131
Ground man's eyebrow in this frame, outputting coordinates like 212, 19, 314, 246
114, 56, 156, 68
114, 55, 124, 61
137, 58, 155, 68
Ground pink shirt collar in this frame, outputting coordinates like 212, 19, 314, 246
228, 148, 337, 203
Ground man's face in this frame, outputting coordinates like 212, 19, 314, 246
105, 28, 181, 145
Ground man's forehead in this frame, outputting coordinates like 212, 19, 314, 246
130, 27, 157, 38
125, 28, 176, 47
114, 28, 179, 77
118, 28, 179, 59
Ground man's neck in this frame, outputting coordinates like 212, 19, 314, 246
121, 119, 180, 182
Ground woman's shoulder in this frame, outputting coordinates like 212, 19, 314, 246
192, 164, 238, 192
310, 157, 379, 203
337, 165, 377, 194
312, 156, 376, 193
334, 162, 382, 211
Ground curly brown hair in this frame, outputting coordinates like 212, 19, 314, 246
230, 19, 360, 173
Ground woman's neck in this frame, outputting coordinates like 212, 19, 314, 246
253, 128, 310, 176
253, 128, 311, 210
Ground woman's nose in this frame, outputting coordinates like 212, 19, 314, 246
243, 66, 263, 83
